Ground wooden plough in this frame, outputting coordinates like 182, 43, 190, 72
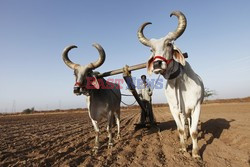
97, 62, 156, 127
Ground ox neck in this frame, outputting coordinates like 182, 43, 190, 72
83, 78, 107, 96
80, 78, 106, 96
168, 63, 182, 80
163, 61, 183, 80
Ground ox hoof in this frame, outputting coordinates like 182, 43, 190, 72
116, 135, 121, 140
178, 148, 187, 153
93, 149, 98, 155
192, 153, 201, 160
193, 155, 202, 161
92, 146, 99, 155
108, 143, 113, 149
192, 150, 201, 160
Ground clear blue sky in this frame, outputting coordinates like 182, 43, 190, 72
1, 0, 250, 112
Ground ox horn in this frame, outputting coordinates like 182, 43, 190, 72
137, 22, 152, 47
62, 45, 80, 69
87, 43, 106, 69
167, 11, 187, 41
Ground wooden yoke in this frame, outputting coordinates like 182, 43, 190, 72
97, 52, 187, 78
97, 63, 147, 78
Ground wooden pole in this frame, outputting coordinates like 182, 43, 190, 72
97, 63, 146, 78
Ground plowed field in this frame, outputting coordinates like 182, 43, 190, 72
1, 102, 250, 166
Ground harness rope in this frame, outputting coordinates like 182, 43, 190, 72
120, 99, 137, 106
121, 93, 133, 96
109, 89, 137, 106
151, 74, 161, 91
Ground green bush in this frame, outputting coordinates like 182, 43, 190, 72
204, 88, 216, 99
22, 107, 35, 114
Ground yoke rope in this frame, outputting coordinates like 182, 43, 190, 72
120, 99, 137, 106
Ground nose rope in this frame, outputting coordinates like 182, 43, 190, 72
74, 82, 81, 87
153, 56, 173, 65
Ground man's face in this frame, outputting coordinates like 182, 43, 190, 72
141, 76, 146, 83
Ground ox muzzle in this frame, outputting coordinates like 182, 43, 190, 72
153, 60, 163, 69
73, 82, 82, 95
152, 56, 173, 73
73, 86, 81, 95
73, 82, 91, 96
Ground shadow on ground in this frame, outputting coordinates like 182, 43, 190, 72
200, 118, 235, 157
140, 118, 235, 159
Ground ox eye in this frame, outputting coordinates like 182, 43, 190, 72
150, 48, 154, 52
166, 43, 172, 47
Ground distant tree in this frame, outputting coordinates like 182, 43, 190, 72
22, 107, 35, 114
204, 88, 216, 99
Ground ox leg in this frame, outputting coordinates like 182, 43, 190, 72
91, 119, 100, 154
189, 105, 201, 159
114, 111, 120, 140
179, 112, 188, 142
107, 112, 114, 148
170, 107, 187, 152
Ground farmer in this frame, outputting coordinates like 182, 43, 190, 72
138, 75, 154, 124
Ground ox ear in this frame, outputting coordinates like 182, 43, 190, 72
147, 56, 154, 75
89, 76, 100, 89
173, 48, 186, 66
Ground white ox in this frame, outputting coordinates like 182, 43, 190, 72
137, 11, 204, 158
62, 43, 121, 153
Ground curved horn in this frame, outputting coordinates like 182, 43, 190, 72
87, 43, 106, 69
62, 45, 80, 69
137, 22, 152, 47
167, 11, 187, 41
